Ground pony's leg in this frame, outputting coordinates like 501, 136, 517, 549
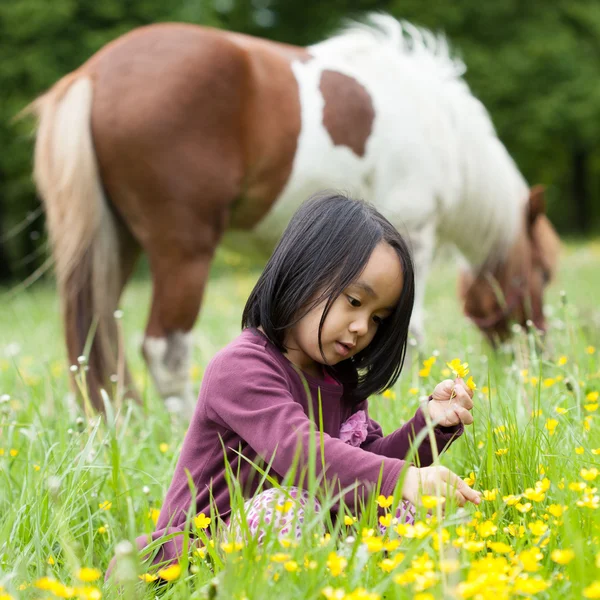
409, 226, 436, 347
402, 225, 436, 381
142, 248, 218, 418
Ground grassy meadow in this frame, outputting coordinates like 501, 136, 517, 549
1, 239, 600, 599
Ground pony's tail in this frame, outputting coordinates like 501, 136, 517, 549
26, 75, 131, 411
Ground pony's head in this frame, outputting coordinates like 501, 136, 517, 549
459, 186, 560, 344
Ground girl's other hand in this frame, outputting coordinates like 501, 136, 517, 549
402, 465, 481, 507
427, 377, 474, 427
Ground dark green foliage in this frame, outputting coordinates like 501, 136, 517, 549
1, 0, 598, 280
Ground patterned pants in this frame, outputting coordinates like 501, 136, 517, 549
225, 486, 415, 543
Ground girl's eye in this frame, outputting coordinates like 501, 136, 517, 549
347, 296, 361, 307
372, 315, 384, 326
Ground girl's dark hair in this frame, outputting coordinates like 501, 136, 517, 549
242, 191, 415, 401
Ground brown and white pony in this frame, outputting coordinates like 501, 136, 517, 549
26, 15, 560, 416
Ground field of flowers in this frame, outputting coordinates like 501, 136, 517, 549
0, 240, 599, 599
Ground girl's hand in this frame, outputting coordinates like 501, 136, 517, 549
403, 465, 481, 507
427, 377, 474, 427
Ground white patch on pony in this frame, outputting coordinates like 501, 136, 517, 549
252, 61, 373, 248
143, 332, 195, 417
253, 14, 527, 272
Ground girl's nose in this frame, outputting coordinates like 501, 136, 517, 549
349, 318, 369, 337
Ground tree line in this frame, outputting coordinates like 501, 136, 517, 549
1, 0, 598, 281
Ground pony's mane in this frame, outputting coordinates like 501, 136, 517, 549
313, 13, 527, 270
313, 14, 466, 84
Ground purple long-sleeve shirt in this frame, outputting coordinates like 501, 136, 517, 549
134, 328, 462, 565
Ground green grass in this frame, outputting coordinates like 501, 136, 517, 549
1, 239, 600, 599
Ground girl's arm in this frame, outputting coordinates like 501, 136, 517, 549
357, 400, 463, 465
203, 344, 407, 509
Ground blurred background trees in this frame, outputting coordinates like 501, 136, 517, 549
1, 0, 599, 281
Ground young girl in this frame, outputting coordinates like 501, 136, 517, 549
124, 192, 479, 571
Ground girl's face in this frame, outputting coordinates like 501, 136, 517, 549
284, 242, 404, 377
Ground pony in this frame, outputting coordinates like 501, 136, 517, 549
26, 15, 560, 416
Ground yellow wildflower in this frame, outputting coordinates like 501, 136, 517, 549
379, 554, 404, 573
577, 495, 600, 509
408, 387, 419, 395
376, 495, 394, 509
271, 553, 291, 563
547, 504, 568, 517
148, 508, 160, 525
77, 568, 101, 583
157, 564, 181, 581
412, 522, 432, 539
283, 561, 299, 572
495, 448, 508, 456
550, 549, 575, 565
555, 406, 568, 415
569, 481, 587, 491
585, 346, 596, 355
523, 488, 545, 502
545, 418, 558, 435
581, 468, 599, 481
159, 443, 169, 453
139, 573, 158, 582
221, 541, 244, 553
587, 391, 600, 402
576, 447, 586, 454
382, 389, 396, 400
488, 541, 512, 554
503, 494, 521, 506
275, 500, 294, 513
519, 548, 543, 572
482, 489, 497, 501
464, 472, 476, 486
446, 359, 469, 378
327, 552, 347, 576
35, 577, 58, 591
558, 355, 568, 366
384, 540, 401, 552
504, 524, 525, 537
466, 376, 477, 391
583, 581, 600, 599
98, 501, 112, 511
527, 521, 548, 536
463, 540, 485, 552
421, 495, 445, 509
537, 477, 551, 491
476, 521, 497, 538
585, 403, 599, 412
513, 576, 550, 594
379, 513, 392, 528
344, 515, 357, 526
423, 357, 436, 368
194, 513, 211, 529
364, 537, 384, 553
516, 502, 533, 513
